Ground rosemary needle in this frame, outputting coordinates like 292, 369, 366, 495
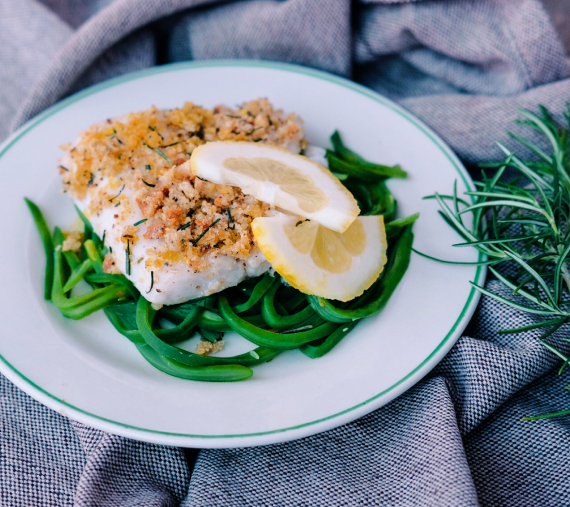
192, 219, 220, 246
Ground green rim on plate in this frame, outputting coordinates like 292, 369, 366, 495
0, 60, 485, 440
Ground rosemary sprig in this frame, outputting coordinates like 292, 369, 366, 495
429, 104, 570, 420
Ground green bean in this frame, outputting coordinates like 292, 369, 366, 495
385, 213, 420, 239
162, 306, 227, 331
343, 180, 373, 213
261, 278, 318, 330
198, 327, 224, 342
62, 258, 93, 293
342, 179, 396, 219
286, 311, 326, 330
52, 227, 64, 246
330, 130, 365, 163
197, 310, 231, 331
369, 180, 397, 219
110, 304, 201, 343
85, 272, 139, 299
301, 320, 359, 358
137, 298, 208, 364
50, 224, 83, 270
83, 239, 104, 273
135, 343, 253, 382
52, 248, 129, 319
108, 302, 205, 343
111, 301, 137, 319
279, 288, 307, 312
233, 273, 275, 313
74, 204, 92, 232
25, 198, 54, 300
161, 306, 266, 331
219, 295, 338, 349
327, 151, 407, 181
308, 225, 414, 322
155, 305, 204, 342
135, 297, 281, 367
195, 295, 219, 311
104, 307, 144, 344
63, 249, 81, 270
330, 131, 407, 179
345, 277, 383, 310
59, 286, 129, 320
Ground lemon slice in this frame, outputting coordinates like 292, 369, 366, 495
252, 214, 387, 301
190, 141, 360, 233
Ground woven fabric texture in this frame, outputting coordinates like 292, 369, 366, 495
2, 0, 570, 505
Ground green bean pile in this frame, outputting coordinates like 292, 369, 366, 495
26, 132, 417, 382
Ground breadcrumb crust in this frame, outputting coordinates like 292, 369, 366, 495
60, 99, 305, 272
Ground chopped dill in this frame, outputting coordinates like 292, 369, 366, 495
133, 219, 147, 226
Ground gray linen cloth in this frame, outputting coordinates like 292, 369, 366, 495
2, 0, 570, 505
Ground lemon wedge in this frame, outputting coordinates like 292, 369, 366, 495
252, 214, 387, 301
190, 141, 360, 233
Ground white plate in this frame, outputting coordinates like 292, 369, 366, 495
0, 61, 484, 448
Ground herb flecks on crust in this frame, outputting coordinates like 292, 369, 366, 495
59, 99, 304, 273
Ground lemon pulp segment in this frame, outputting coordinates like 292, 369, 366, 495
223, 157, 329, 213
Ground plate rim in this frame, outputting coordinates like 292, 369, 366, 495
0, 59, 485, 447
